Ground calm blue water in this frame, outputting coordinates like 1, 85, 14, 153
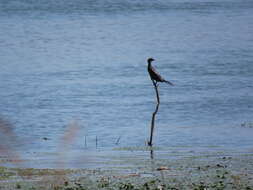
0, 0, 253, 155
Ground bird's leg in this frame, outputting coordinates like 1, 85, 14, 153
151, 80, 155, 86
154, 81, 159, 88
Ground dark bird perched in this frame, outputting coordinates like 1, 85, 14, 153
147, 58, 174, 85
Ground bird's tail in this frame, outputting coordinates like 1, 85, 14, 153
164, 80, 174, 86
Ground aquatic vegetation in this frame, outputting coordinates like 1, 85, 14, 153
0, 166, 16, 180
113, 146, 162, 151
0, 152, 253, 190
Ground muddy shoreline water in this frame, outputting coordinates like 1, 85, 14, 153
1, 147, 253, 189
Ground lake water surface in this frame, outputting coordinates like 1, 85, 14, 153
0, 0, 253, 168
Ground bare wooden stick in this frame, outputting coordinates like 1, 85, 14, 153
115, 136, 121, 145
84, 135, 87, 148
96, 135, 98, 148
148, 80, 160, 146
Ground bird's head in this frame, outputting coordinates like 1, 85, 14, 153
147, 57, 155, 64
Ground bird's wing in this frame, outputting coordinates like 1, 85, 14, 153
150, 65, 165, 82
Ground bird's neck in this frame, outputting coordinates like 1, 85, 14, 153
148, 61, 152, 68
